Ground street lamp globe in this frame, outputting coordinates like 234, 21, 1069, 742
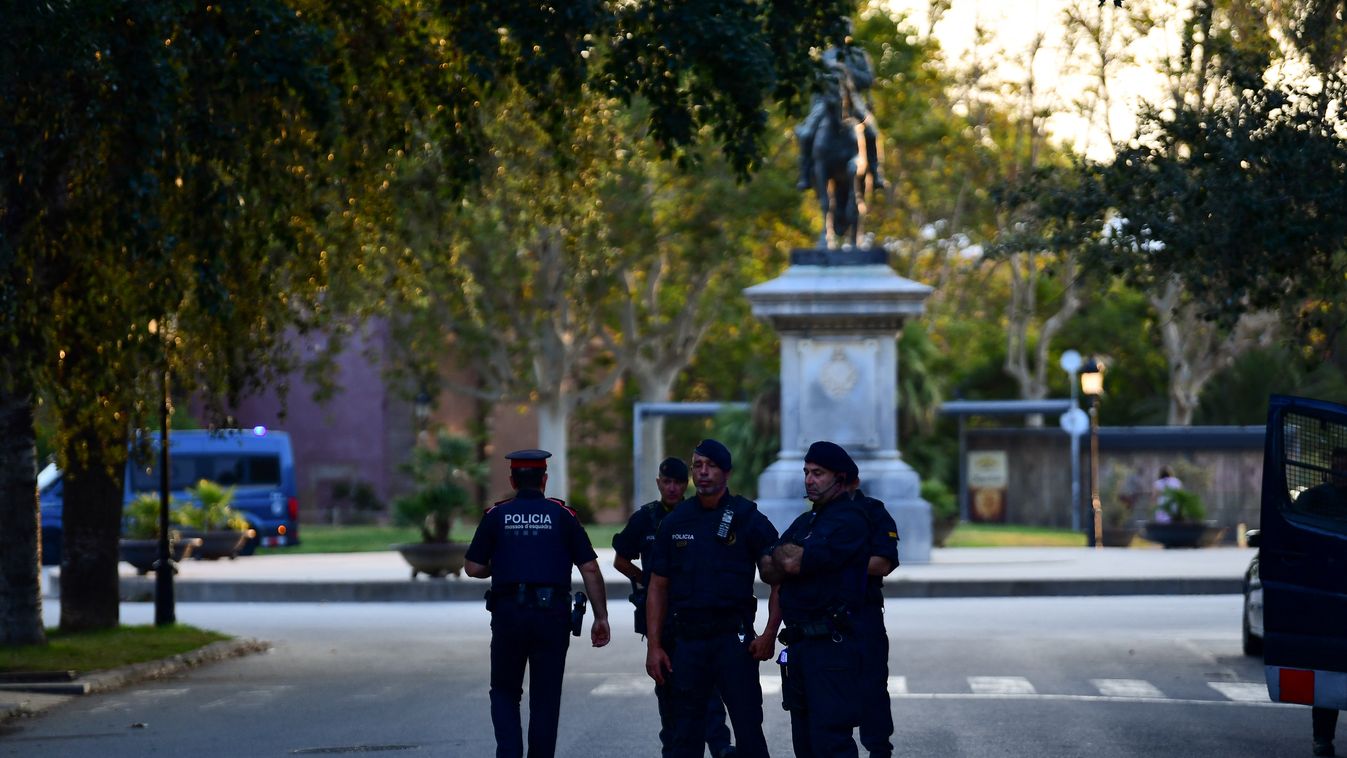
1080, 358, 1105, 397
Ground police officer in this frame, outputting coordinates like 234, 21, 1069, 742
645, 439, 780, 758
760, 440, 872, 757
850, 478, 899, 758
613, 457, 735, 758
465, 449, 611, 758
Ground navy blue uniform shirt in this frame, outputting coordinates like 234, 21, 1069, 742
647, 492, 778, 613
466, 489, 598, 587
611, 500, 674, 588
775, 494, 871, 623
856, 490, 899, 605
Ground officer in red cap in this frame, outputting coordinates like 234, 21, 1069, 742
466, 449, 610, 758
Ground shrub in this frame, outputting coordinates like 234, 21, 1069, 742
393, 430, 487, 543
922, 479, 958, 522
1159, 488, 1206, 523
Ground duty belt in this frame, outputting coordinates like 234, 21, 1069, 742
492, 583, 570, 610
670, 610, 746, 640
778, 621, 836, 645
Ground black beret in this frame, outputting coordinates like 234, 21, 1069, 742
658, 457, 689, 481
805, 441, 858, 480
693, 439, 732, 471
505, 449, 551, 469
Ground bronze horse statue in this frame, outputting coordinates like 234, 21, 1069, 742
807, 72, 871, 249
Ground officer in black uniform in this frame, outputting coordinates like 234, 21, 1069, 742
465, 449, 611, 758
850, 478, 899, 758
613, 456, 734, 757
760, 440, 872, 757
645, 439, 780, 758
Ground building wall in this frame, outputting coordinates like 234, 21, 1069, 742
964, 426, 1265, 536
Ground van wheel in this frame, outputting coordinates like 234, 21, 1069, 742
1242, 599, 1263, 657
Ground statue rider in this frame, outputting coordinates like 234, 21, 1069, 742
795, 21, 886, 193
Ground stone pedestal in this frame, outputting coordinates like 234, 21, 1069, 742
743, 248, 935, 563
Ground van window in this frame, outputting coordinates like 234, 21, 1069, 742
1282, 410, 1347, 533
129, 454, 283, 492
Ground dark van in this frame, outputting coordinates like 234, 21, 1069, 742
40, 428, 300, 565
1258, 395, 1347, 710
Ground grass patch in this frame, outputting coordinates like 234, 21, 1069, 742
259, 521, 626, 555
0, 624, 229, 675
943, 522, 1086, 548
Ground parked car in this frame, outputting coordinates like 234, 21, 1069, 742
39, 428, 300, 566
1242, 529, 1263, 656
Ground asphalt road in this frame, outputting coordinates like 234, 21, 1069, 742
2, 596, 1315, 757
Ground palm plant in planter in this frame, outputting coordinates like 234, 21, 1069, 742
1142, 488, 1226, 548
119, 494, 201, 574
392, 430, 488, 579
176, 479, 253, 560
1100, 464, 1142, 547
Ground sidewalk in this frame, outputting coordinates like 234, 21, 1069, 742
88, 545, 1256, 603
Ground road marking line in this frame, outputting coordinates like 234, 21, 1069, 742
969, 676, 1036, 695
1208, 682, 1270, 702
888, 676, 908, 695
1091, 679, 1164, 698
132, 688, 190, 698
591, 675, 650, 696
891, 692, 1297, 708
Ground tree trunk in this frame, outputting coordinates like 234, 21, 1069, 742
59, 433, 123, 632
0, 378, 45, 646
632, 368, 681, 508
536, 398, 570, 503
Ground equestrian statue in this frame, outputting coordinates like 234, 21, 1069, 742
795, 22, 886, 249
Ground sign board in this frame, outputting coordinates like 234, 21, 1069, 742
967, 450, 1009, 523
1059, 407, 1089, 437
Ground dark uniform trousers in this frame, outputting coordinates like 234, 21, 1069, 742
489, 597, 571, 758
666, 628, 770, 758
782, 630, 865, 757
854, 604, 893, 757
655, 676, 732, 757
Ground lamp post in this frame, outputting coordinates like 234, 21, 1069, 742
1059, 350, 1084, 533
414, 391, 433, 441
1080, 357, 1106, 549
152, 317, 175, 626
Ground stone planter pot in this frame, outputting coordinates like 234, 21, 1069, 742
394, 542, 469, 579
932, 516, 959, 548
119, 536, 202, 575
1141, 521, 1227, 549
178, 529, 249, 560
1101, 526, 1138, 548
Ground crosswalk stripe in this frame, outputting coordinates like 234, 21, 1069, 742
591, 675, 650, 696
968, 676, 1036, 695
1091, 679, 1165, 698
888, 676, 908, 695
1208, 682, 1270, 703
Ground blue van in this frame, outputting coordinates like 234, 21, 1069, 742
1257, 395, 1347, 711
40, 428, 301, 566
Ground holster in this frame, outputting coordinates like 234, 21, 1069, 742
630, 590, 648, 636
780, 653, 805, 712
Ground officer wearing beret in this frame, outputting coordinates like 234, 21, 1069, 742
645, 439, 781, 758
465, 449, 611, 758
760, 440, 873, 757
613, 457, 734, 757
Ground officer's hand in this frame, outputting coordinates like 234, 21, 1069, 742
748, 632, 776, 661
591, 619, 611, 648
646, 646, 672, 685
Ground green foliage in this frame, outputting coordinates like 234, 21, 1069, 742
393, 431, 487, 543
177, 480, 249, 532
708, 404, 780, 502
123, 494, 172, 540
1158, 488, 1206, 523
921, 478, 958, 522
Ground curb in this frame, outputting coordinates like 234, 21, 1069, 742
118, 577, 1243, 603
0, 637, 270, 724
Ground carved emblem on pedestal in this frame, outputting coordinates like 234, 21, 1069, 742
819, 348, 858, 399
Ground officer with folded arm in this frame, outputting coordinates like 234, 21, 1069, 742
645, 439, 781, 758
760, 440, 872, 757
613, 456, 735, 757
465, 449, 610, 758
850, 475, 900, 757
